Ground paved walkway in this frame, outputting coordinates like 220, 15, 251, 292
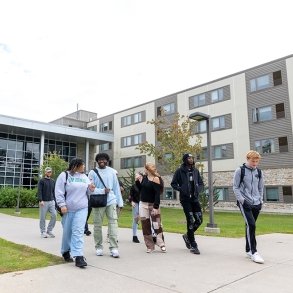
0, 213, 292, 293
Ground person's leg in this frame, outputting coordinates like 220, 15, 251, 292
132, 204, 139, 236
70, 208, 87, 257
92, 207, 106, 250
181, 201, 195, 244
61, 212, 73, 255
84, 206, 92, 235
191, 201, 203, 233
39, 202, 49, 235
139, 201, 154, 250
150, 206, 165, 250
47, 200, 57, 234
106, 204, 118, 250
251, 205, 261, 251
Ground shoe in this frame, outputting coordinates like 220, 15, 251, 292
246, 251, 252, 258
190, 245, 200, 255
146, 248, 155, 253
41, 232, 48, 238
62, 251, 73, 262
47, 231, 55, 238
110, 248, 120, 258
75, 256, 87, 268
182, 234, 191, 249
160, 246, 167, 253
132, 236, 140, 243
96, 248, 103, 256
84, 230, 91, 236
251, 252, 264, 264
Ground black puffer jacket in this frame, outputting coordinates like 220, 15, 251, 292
171, 164, 204, 202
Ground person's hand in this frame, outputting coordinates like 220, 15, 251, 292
131, 201, 136, 208
39, 201, 44, 207
105, 188, 111, 193
89, 183, 95, 192
242, 200, 252, 210
151, 208, 159, 216
60, 206, 68, 214
135, 173, 143, 182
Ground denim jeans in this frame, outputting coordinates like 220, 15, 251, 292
39, 200, 56, 233
61, 207, 88, 257
93, 204, 118, 250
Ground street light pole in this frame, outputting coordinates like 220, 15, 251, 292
189, 112, 220, 233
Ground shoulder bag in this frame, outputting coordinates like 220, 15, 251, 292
89, 169, 108, 208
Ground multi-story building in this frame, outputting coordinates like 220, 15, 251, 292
95, 54, 293, 206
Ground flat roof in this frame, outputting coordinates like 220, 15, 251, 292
0, 114, 113, 144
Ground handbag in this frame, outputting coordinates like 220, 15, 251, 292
89, 169, 108, 208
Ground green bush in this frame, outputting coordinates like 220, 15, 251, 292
0, 187, 38, 208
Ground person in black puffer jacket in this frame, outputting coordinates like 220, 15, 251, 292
171, 153, 204, 254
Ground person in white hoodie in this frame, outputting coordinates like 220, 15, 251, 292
88, 153, 124, 258
233, 150, 264, 264
55, 158, 95, 268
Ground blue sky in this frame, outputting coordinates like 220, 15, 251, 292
0, 0, 292, 122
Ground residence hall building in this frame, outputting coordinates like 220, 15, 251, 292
0, 112, 113, 188
93, 54, 293, 206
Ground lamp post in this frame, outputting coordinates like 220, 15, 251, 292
189, 112, 219, 233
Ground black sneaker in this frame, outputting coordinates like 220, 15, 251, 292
84, 230, 91, 236
75, 256, 87, 268
62, 251, 73, 262
133, 236, 140, 243
182, 234, 191, 249
190, 246, 200, 255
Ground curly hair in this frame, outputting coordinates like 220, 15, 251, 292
68, 158, 85, 172
95, 153, 110, 162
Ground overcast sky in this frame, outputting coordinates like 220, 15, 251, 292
0, 0, 292, 123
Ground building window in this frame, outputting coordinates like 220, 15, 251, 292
273, 70, 282, 86
197, 120, 207, 133
133, 134, 143, 145
276, 103, 285, 119
250, 74, 270, 92
100, 121, 112, 132
278, 136, 288, 153
211, 88, 224, 103
121, 156, 144, 169
252, 106, 272, 122
157, 102, 175, 116
283, 186, 293, 203
100, 142, 112, 151
255, 138, 275, 154
122, 115, 132, 127
164, 187, 176, 200
214, 145, 227, 159
215, 188, 229, 201
212, 116, 225, 130
265, 187, 279, 202
122, 136, 132, 147
133, 112, 142, 123
122, 133, 144, 147
190, 94, 206, 108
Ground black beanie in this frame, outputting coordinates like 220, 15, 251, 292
182, 153, 193, 163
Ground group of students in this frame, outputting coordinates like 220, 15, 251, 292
38, 149, 265, 268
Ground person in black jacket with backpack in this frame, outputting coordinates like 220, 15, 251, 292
171, 153, 204, 254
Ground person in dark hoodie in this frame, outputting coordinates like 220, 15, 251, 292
171, 153, 204, 254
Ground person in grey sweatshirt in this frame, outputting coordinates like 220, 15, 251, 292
233, 150, 264, 264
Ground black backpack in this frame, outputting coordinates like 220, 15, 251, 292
54, 171, 68, 216
239, 165, 262, 187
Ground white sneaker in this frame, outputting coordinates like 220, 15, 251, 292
41, 232, 48, 238
110, 248, 120, 258
96, 249, 103, 256
251, 252, 264, 264
246, 251, 252, 258
47, 232, 55, 238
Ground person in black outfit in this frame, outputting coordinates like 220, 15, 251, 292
171, 153, 204, 254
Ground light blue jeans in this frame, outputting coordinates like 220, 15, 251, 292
61, 207, 87, 257
39, 200, 56, 233
132, 203, 139, 236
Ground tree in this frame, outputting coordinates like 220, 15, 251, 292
37, 152, 68, 181
136, 112, 202, 173
119, 166, 137, 203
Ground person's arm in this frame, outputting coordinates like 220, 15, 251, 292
54, 172, 67, 208
37, 179, 43, 202
197, 170, 204, 193
152, 177, 161, 209
233, 168, 244, 204
258, 170, 264, 204
170, 169, 181, 191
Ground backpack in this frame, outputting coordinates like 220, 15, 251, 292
239, 165, 262, 187
54, 171, 68, 216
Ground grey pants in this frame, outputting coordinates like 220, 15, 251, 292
39, 200, 57, 233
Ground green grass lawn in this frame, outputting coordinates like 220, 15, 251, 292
1, 206, 292, 238
0, 238, 64, 274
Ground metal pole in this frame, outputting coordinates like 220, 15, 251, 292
15, 161, 23, 214
207, 118, 216, 227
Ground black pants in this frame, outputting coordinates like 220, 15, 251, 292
181, 200, 202, 245
238, 201, 261, 254
84, 205, 92, 232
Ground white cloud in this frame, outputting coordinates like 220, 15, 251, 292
0, 0, 292, 122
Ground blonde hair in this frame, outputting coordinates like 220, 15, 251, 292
145, 162, 160, 177
246, 150, 261, 160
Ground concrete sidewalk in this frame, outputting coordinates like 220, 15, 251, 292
0, 213, 292, 293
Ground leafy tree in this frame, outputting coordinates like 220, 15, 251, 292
119, 166, 137, 203
37, 152, 68, 181
136, 112, 202, 173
